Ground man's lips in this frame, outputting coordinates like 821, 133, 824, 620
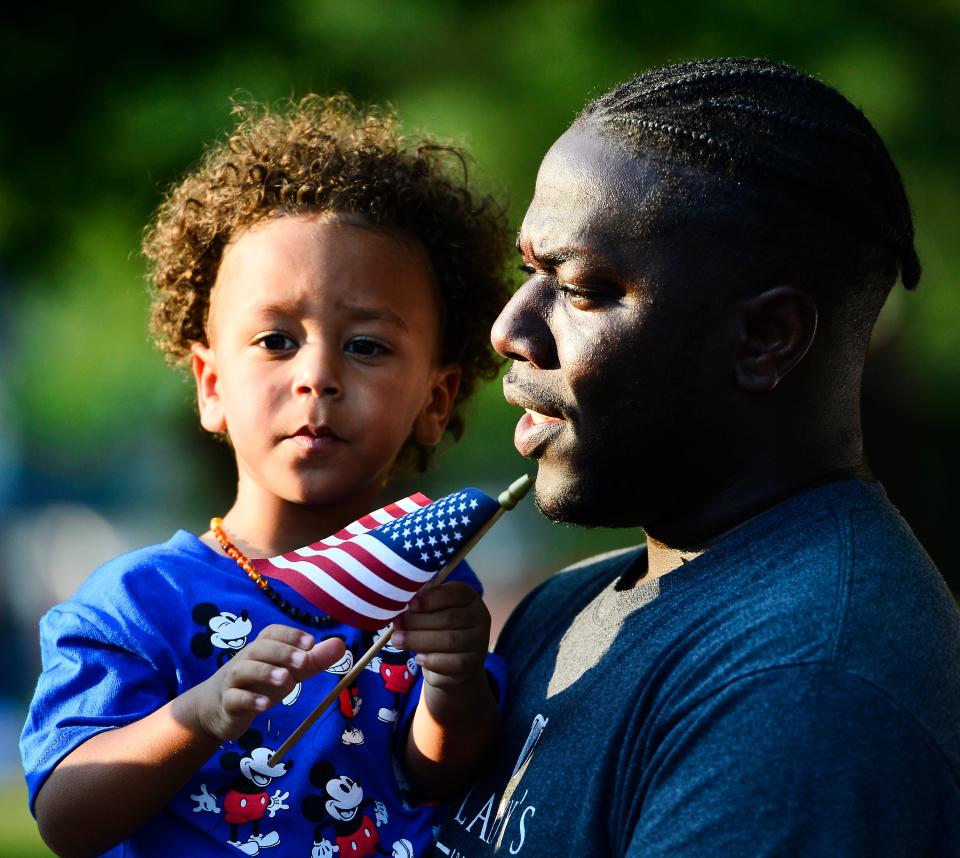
514, 410, 566, 456
504, 385, 567, 457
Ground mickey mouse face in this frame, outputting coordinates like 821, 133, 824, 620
240, 747, 287, 787
325, 775, 363, 818
191, 602, 253, 660
209, 611, 253, 650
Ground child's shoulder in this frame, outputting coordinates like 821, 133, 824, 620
54, 530, 219, 624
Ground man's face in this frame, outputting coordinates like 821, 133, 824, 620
494, 123, 735, 528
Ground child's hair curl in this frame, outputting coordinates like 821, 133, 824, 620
143, 94, 512, 472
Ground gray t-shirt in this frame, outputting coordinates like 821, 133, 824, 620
434, 479, 960, 856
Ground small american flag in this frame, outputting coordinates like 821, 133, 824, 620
252, 487, 500, 630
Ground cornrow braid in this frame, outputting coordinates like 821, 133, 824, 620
579, 58, 921, 293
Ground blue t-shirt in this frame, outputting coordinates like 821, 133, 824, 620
22, 530, 506, 857
434, 479, 960, 856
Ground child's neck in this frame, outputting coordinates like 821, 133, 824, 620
208, 489, 383, 559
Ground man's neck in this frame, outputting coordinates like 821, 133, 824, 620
639, 457, 871, 586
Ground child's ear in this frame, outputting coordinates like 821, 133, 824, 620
191, 341, 227, 434
413, 364, 462, 446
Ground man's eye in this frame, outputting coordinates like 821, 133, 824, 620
518, 263, 537, 276
256, 333, 297, 352
345, 337, 389, 357
557, 282, 607, 308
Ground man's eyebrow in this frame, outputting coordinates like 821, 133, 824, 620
516, 234, 572, 266
515, 235, 595, 268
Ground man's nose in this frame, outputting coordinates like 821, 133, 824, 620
490, 281, 557, 369
293, 343, 342, 397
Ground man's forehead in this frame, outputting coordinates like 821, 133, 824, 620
519, 124, 690, 261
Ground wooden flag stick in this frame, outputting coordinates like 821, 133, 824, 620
270, 474, 533, 763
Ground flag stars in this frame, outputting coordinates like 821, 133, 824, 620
434, 550, 443, 559
441, 533, 450, 544
404, 541, 412, 551
415, 538, 425, 549
421, 553, 429, 562
425, 522, 434, 533
469, 499, 479, 510
461, 515, 470, 526
428, 536, 437, 546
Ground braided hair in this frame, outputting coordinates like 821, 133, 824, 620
577, 58, 919, 321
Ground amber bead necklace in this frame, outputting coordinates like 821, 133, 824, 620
210, 517, 335, 630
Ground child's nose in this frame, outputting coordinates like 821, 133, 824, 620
292, 345, 342, 398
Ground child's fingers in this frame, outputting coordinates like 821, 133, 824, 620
393, 626, 486, 655
220, 686, 274, 721
304, 637, 346, 675
397, 604, 483, 632
415, 651, 486, 683
224, 658, 295, 695
255, 624, 316, 650
238, 639, 310, 675
238, 635, 346, 684
407, 582, 479, 613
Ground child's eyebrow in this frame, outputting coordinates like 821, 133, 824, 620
251, 301, 409, 330
337, 301, 409, 330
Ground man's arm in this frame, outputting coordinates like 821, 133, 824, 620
626, 663, 955, 856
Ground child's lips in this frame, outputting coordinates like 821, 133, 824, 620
289, 425, 345, 451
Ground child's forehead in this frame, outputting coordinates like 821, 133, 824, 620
207, 214, 441, 333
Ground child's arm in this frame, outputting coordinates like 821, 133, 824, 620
393, 582, 501, 799
34, 626, 344, 858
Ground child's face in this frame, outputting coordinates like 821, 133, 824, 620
191, 214, 460, 517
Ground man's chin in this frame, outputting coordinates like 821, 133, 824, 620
532, 469, 640, 529
533, 468, 609, 527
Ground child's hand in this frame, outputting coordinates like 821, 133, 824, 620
397, 583, 500, 796
392, 582, 491, 691
193, 625, 345, 740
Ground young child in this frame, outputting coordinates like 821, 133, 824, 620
21, 95, 512, 858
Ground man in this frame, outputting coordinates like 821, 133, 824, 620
434, 58, 960, 856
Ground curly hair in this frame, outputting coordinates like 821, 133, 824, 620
143, 94, 512, 471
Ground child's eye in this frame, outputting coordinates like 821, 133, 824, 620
255, 332, 297, 352
345, 337, 389, 357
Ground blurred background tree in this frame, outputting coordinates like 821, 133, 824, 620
2, 1, 958, 852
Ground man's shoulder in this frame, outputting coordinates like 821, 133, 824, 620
694, 478, 960, 763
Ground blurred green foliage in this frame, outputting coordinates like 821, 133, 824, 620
2, 0, 958, 578
0, 781, 50, 857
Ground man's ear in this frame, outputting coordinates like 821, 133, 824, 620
413, 365, 462, 445
191, 341, 227, 433
734, 286, 818, 393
